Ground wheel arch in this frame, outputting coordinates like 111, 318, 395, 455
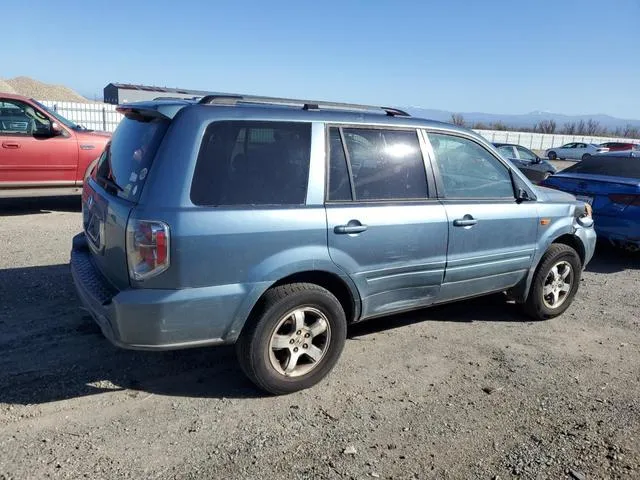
227, 269, 362, 343
510, 229, 587, 303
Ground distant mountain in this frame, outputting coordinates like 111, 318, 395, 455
405, 107, 640, 130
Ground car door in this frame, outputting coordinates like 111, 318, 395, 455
556, 143, 574, 159
573, 143, 587, 159
424, 131, 539, 303
325, 126, 449, 320
0, 98, 78, 187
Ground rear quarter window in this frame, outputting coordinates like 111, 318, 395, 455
191, 121, 311, 206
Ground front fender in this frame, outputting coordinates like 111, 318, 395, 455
511, 210, 595, 303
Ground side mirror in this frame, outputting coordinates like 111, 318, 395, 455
516, 187, 531, 202
51, 122, 64, 136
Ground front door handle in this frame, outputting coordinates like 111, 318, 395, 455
2, 142, 20, 149
334, 221, 367, 234
453, 215, 478, 227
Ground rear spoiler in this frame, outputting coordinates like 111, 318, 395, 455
116, 101, 188, 121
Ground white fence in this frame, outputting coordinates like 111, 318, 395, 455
474, 129, 638, 151
40, 100, 123, 133
41, 100, 639, 151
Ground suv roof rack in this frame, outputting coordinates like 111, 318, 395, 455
197, 93, 410, 117
153, 96, 199, 101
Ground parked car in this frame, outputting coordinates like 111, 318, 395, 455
0, 93, 110, 198
493, 142, 557, 183
70, 94, 596, 394
545, 142, 608, 161
599, 142, 640, 152
542, 154, 640, 252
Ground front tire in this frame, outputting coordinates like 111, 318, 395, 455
547, 151, 557, 160
236, 283, 347, 395
525, 244, 582, 320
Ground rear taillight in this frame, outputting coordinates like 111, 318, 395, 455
608, 194, 640, 207
126, 219, 170, 280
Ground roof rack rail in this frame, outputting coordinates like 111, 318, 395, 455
197, 93, 410, 117
152, 96, 200, 101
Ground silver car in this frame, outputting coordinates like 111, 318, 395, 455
70, 93, 597, 394
546, 142, 608, 161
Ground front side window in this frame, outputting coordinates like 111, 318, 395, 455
562, 143, 575, 149
0, 99, 50, 135
428, 133, 514, 199
191, 121, 311, 206
339, 128, 428, 201
516, 146, 537, 161
327, 128, 352, 201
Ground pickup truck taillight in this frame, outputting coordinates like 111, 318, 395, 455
126, 219, 170, 280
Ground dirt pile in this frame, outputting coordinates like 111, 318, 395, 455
0, 79, 16, 94
1, 76, 89, 102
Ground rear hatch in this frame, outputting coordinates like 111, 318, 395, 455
82, 111, 170, 290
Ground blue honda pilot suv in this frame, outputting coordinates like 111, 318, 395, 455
71, 94, 596, 394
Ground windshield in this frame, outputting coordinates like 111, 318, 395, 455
32, 99, 82, 130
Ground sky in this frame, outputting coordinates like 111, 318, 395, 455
2, 0, 639, 118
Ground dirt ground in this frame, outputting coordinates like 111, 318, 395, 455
1, 197, 638, 480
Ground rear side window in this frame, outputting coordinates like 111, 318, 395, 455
428, 133, 514, 199
191, 121, 311, 206
95, 117, 168, 202
333, 128, 428, 201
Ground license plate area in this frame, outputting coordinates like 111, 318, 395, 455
83, 198, 104, 251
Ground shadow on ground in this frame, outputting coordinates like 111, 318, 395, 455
586, 242, 639, 274
0, 243, 635, 405
0, 196, 81, 217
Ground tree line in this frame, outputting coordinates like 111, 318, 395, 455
449, 114, 640, 139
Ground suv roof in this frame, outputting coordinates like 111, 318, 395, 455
117, 93, 467, 134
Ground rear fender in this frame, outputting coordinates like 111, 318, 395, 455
222, 251, 361, 342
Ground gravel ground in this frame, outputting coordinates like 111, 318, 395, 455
0, 197, 639, 480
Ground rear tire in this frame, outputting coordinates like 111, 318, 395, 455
581, 153, 591, 161
524, 244, 582, 321
547, 151, 557, 160
236, 283, 347, 395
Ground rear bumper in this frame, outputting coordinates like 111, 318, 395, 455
70, 233, 243, 350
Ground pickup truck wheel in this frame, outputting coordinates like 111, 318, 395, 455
525, 244, 582, 320
236, 283, 346, 395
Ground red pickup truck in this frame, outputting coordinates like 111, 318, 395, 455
0, 93, 110, 198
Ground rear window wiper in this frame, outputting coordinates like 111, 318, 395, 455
98, 176, 124, 193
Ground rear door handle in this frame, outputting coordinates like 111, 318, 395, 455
334, 221, 368, 234
2, 142, 20, 149
453, 216, 478, 227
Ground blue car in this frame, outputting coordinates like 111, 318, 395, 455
70, 93, 596, 394
542, 154, 640, 251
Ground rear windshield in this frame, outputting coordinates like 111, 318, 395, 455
95, 117, 168, 202
563, 155, 640, 180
